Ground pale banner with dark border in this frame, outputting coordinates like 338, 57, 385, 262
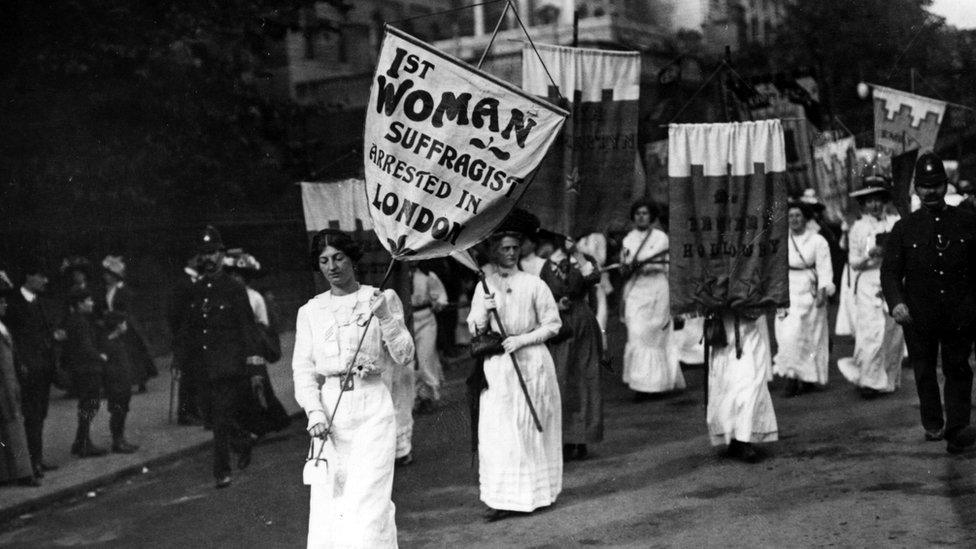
364, 26, 567, 259
521, 44, 640, 235
668, 121, 790, 316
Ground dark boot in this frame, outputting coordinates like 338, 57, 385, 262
71, 417, 107, 458
110, 412, 139, 454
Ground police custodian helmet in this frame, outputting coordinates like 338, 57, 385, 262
914, 152, 948, 188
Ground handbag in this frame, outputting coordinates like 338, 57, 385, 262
469, 330, 505, 358
303, 435, 339, 487
703, 315, 728, 348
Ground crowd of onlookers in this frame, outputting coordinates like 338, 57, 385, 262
0, 255, 157, 487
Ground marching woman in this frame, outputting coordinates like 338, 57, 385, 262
411, 261, 448, 413
537, 230, 604, 461
292, 229, 415, 548
773, 202, 836, 396
468, 230, 563, 522
620, 199, 685, 399
225, 251, 291, 439
837, 176, 904, 398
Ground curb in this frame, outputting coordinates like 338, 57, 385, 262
0, 411, 305, 527
0, 438, 211, 526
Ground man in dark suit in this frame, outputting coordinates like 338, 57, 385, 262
882, 152, 976, 454
5, 262, 66, 476
179, 226, 264, 488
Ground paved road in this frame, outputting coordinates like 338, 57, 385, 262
2, 325, 976, 547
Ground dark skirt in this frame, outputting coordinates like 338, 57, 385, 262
549, 302, 604, 444
237, 364, 290, 437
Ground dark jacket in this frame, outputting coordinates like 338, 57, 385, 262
181, 271, 261, 380
63, 312, 105, 373
881, 204, 976, 331
101, 284, 155, 381
4, 290, 58, 383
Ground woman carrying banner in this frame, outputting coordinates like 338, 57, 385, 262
773, 202, 836, 396
468, 229, 563, 522
620, 200, 685, 399
837, 176, 904, 398
537, 230, 604, 461
292, 229, 415, 548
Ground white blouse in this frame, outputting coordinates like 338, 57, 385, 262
291, 285, 414, 422
467, 269, 561, 343
788, 229, 836, 295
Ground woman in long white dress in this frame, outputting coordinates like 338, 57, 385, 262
620, 200, 685, 398
773, 203, 836, 396
837, 177, 904, 398
468, 232, 563, 522
292, 230, 415, 549
411, 262, 448, 411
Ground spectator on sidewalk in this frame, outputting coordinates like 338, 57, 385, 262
0, 271, 39, 486
101, 310, 139, 453
60, 256, 93, 294
181, 226, 265, 489
100, 255, 157, 393
6, 261, 64, 478
63, 288, 109, 458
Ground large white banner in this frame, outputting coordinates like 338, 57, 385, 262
364, 26, 567, 260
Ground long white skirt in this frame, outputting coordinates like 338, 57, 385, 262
707, 316, 779, 446
413, 309, 443, 402
623, 273, 686, 393
382, 360, 415, 458
479, 342, 562, 512
672, 316, 705, 365
773, 271, 830, 384
837, 269, 904, 392
308, 377, 397, 549
835, 265, 856, 337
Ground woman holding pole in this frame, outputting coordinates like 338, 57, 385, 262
468, 229, 563, 522
292, 229, 415, 548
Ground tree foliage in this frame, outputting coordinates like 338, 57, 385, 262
0, 1, 352, 230
760, 0, 976, 139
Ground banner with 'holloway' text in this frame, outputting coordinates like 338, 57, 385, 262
521, 44, 641, 235
873, 85, 946, 157
364, 26, 567, 259
668, 120, 789, 316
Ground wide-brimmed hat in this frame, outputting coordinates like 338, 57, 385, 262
60, 256, 92, 278
492, 208, 540, 242
224, 249, 262, 275
850, 175, 892, 199
798, 188, 826, 212
101, 255, 126, 280
198, 225, 225, 254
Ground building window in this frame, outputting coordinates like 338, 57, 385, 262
304, 30, 315, 59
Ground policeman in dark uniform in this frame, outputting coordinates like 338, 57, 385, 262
182, 226, 264, 487
881, 152, 976, 454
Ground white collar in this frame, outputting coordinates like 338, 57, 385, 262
20, 286, 36, 303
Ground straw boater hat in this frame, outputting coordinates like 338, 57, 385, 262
101, 255, 126, 280
223, 249, 262, 275
849, 174, 892, 199
799, 188, 826, 212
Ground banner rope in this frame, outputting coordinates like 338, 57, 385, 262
476, 0, 511, 69
507, 0, 564, 103
665, 62, 725, 125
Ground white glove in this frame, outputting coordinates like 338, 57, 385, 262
483, 293, 497, 310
